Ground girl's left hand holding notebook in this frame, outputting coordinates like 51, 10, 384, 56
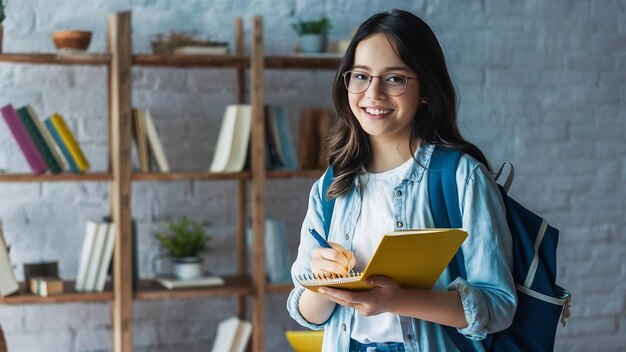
317, 275, 403, 316
311, 242, 356, 277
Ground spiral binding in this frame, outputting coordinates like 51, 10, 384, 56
297, 271, 363, 285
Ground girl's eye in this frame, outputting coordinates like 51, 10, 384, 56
385, 74, 407, 84
353, 72, 370, 81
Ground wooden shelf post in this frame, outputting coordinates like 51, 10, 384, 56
108, 11, 133, 352
250, 15, 266, 352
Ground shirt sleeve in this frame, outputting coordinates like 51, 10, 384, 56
447, 162, 517, 340
286, 176, 332, 330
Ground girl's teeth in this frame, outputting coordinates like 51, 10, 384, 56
366, 108, 390, 115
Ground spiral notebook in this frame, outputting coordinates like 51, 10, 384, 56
296, 228, 467, 292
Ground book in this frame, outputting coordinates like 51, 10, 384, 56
246, 217, 292, 283
285, 330, 324, 352
132, 108, 150, 172
93, 221, 115, 292
24, 105, 67, 171
296, 228, 467, 292
272, 106, 299, 170
264, 105, 283, 169
47, 113, 90, 173
29, 276, 64, 297
0, 104, 48, 174
174, 45, 229, 55
45, 117, 80, 173
0, 224, 19, 297
23, 261, 58, 292
83, 221, 109, 291
17, 105, 63, 174
209, 104, 252, 173
142, 109, 170, 172
155, 275, 224, 290
75, 222, 99, 291
297, 108, 332, 169
211, 316, 252, 352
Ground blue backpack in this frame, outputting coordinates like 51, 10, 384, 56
319, 146, 571, 352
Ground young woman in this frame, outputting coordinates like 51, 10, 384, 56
287, 9, 517, 352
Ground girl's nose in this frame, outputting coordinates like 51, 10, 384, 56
364, 76, 386, 99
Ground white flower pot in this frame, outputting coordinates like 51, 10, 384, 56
299, 34, 326, 53
173, 257, 203, 280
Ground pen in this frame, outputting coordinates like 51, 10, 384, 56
308, 228, 332, 248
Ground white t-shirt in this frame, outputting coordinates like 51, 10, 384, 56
350, 156, 415, 344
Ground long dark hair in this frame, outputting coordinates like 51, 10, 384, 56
326, 9, 490, 199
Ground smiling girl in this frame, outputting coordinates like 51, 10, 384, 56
287, 9, 516, 352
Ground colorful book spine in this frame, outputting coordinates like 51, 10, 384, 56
0, 104, 47, 174
26, 105, 67, 171
45, 118, 80, 173
49, 113, 90, 173
17, 106, 63, 174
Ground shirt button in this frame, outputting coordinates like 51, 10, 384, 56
345, 234, 349, 240
395, 190, 402, 197
406, 334, 413, 340
397, 221, 403, 228
341, 323, 346, 331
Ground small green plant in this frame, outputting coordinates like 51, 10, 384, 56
291, 16, 332, 35
0, 1, 6, 24
154, 216, 211, 258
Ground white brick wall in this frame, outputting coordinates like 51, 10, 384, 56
0, 0, 624, 350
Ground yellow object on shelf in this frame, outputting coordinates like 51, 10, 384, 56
285, 330, 324, 352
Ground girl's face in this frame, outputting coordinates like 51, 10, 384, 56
348, 32, 422, 146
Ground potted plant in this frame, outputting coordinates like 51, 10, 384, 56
291, 16, 332, 53
153, 216, 212, 280
0, 0, 6, 53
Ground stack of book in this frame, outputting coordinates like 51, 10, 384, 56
75, 220, 116, 292
0, 104, 90, 174
209, 104, 300, 172
131, 108, 170, 172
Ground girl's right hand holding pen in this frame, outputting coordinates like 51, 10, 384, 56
311, 242, 356, 277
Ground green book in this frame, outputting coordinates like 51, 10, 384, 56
17, 105, 62, 173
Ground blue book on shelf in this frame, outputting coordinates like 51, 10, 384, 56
44, 118, 79, 173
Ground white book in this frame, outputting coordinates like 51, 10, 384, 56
223, 105, 252, 172
210, 105, 252, 173
209, 105, 239, 172
0, 224, 19, 297
26, 104, 67, 170
156, 275, 224, 290
93, 222, 116, 292
83, 222, 108, 291
143, 109, 170, 172
75, 221, 99, 291
211, 316, 252, 352
174, 45, 229, 55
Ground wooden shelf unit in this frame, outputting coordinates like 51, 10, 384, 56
0, 11, 341, 352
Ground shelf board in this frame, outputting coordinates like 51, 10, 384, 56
266, 169, 325, 179
0, 172, 112, 182
133, 54, 249, 68
133, 171, 251, 181
266, 283, 294, 294
134, 275, 252, 300
0, 53, 111, 65
265, 55, 341, 70
0, 281, 113, 305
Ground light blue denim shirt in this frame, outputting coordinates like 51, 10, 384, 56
287, 143, 517, 352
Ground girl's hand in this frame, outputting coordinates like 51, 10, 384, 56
317, 275, 403, 316
311, 242, 356, 277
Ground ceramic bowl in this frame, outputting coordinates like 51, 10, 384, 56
52, 30, 92, 51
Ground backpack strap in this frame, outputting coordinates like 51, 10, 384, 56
428, 146, 478, 352
320, 166, 335, 235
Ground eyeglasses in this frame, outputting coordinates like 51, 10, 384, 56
342, 70, 418, 96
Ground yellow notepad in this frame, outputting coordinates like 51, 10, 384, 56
296, 228, 467, 292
